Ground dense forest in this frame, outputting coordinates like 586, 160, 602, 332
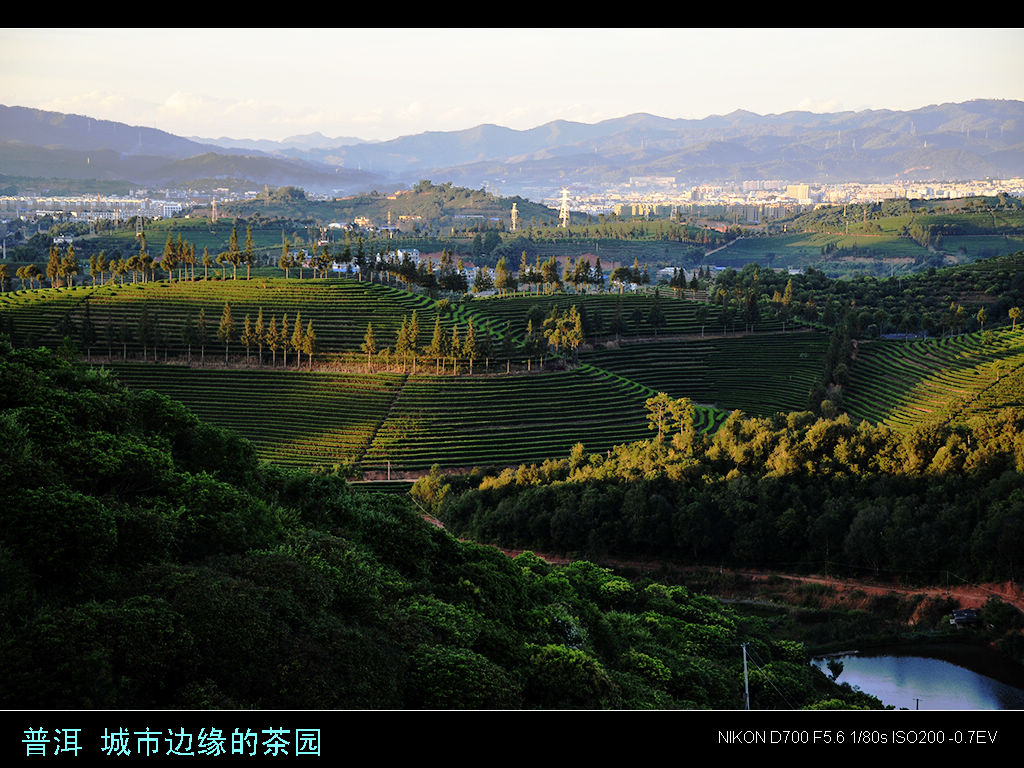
0, 339, 883, 709
425, 397, 1024, 586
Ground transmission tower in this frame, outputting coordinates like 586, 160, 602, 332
558, 188, 570, 229
510, 202, 519, 232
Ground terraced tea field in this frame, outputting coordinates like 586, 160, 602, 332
843, 328, 1024, 429
0, 276, 844, 476
460, 290, 783, 342
107, 364, 404, 470
105, 361, 727, 475
580, 331, 829, 417
0, 279, 450, 360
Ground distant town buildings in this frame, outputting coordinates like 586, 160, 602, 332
3, 176, 1022, 232
569, 177, 1024, 223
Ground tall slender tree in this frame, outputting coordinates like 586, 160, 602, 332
427, 316, 444, 374
303, 319, 316, 369
361, 322, 377, 372
280, 313, 290, 367
218, 302, 233, 364
463, 318, 478, 374
291, 311, 305, 368
255, 307, 265, 364
280, 234, 293, 278
241, 314, 254, 363
267, 316, 279, 366
244, 225, 256, 279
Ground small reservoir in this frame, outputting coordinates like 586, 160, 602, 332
812, 646, 1024, 710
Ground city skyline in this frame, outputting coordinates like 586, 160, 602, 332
2, 28, 1022, 143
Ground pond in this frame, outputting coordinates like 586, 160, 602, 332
811, 645, 1024, 710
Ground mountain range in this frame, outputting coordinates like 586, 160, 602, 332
2, 100, 1022, 198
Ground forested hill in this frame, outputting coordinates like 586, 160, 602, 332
428, 401, 1024, 587
0, 340, 880, 709
218, 179, 558, 229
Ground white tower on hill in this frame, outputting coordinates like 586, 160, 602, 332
559, 188, 570, 228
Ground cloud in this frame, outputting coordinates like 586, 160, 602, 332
158, 91, 212, 117
796, 98, 847, 115
36, 92, 137, 119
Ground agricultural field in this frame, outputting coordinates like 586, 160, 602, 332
842, 327, 1024, 430
10, 271, 1020, 477
4, 277, 793, 475
580, 331, 830, 418
106, 363, 404, 471
939, 234, 1024, 261
103, 360, 727, 476
710, 232, 933, 276
460, 288, 783, 342
0, 278, 451, 361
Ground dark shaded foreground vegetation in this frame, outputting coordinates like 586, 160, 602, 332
0, 340, 880, 709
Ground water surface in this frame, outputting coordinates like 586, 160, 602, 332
812, 650, 1024, 710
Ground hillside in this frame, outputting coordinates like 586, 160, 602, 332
0, 278, 837, 474
0, 340, 881, 710
3, 248, 1023, 475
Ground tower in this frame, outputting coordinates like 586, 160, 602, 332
558, 188, 570, 229
510, 202, 519, 232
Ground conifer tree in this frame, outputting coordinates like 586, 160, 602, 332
241, 314, 254, 363
463, 318, 477, 374
303, 319, 316, 369
291, 311, 304, 368
267, 316, 279, 366
450, 324, 460, 373
218, 302, 233, 364
255, 307, 265, 364
361, 322, 376, 372
428, 316, 444, 374
280, 313, 290, 367
280, 234, 293, 278
244, 225, 256, 279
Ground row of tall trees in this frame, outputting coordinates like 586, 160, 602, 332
217, 304, 317, 368
58, 301, 316, 368
361, 312, 507, 375
358, 302, 591, 377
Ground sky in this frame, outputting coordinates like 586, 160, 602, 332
2, 28, 1023, 143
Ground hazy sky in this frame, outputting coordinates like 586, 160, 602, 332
3, 28, 1022, 142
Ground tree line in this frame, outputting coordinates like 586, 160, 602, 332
360, 303, 586, 376
56, 300, 317, 369
425, 397, 1024, 587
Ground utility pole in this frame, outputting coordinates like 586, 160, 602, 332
742, 642, 751, 710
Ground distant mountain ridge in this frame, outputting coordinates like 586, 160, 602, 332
2, 100, 1022, 196
193, 131, 371, 153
